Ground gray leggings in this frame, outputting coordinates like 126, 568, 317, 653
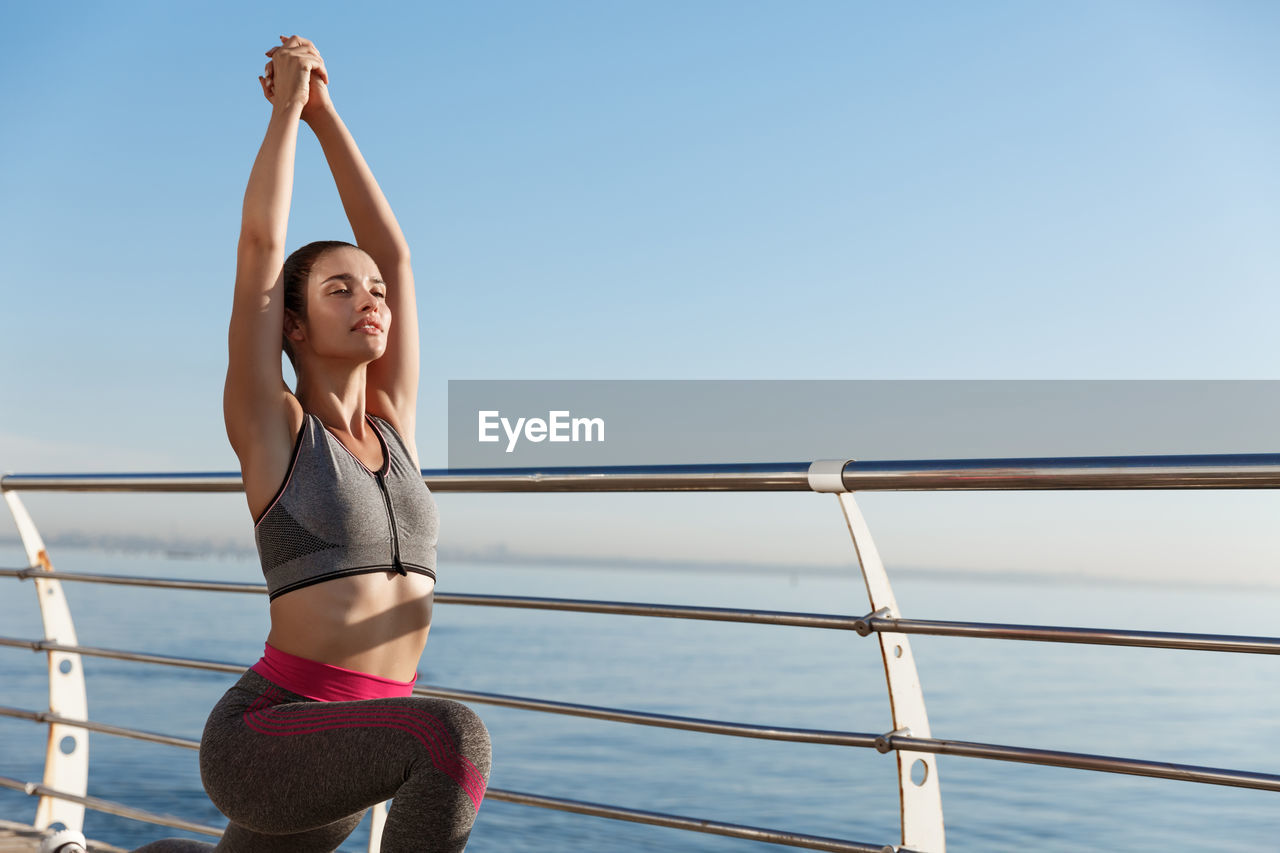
133, 669, 491, 853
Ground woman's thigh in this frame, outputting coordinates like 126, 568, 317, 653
126, 815, 365, 853
200, 671, 488, 838
213, 812, 367, 853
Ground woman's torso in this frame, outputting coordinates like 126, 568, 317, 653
244, 407, 437, 682
266, 571, 434, 682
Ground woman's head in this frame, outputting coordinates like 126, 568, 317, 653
281, 240, 391, 373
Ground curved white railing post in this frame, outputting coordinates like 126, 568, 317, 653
368, 800, 387, 851
2, 490, 89, 832
809, 461, 945, 853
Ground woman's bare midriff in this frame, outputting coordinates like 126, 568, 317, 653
266, 569, 435, 682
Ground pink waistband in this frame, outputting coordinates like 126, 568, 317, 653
250, 642, 418, 702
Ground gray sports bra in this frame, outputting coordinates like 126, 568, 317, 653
253, 413, 438, 601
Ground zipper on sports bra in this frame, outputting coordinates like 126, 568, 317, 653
374, 470, 406, 575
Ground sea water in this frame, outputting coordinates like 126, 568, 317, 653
1, 544, 1277, 852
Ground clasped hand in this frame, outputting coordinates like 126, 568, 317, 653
259, 35, 331, 120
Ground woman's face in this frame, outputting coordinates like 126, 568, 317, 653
290, 246, 392, 365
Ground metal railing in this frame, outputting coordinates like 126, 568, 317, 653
3, 453, 1280, 853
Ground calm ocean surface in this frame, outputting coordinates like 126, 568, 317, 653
1, 544, 1277, 852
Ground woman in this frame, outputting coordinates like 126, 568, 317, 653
44, 35, 491, 853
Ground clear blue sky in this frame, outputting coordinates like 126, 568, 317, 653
2, 2, 1279, 582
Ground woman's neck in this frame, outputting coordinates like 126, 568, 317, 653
294, 365, 370, 434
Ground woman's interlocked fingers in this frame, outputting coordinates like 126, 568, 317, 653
258, 34, 329, 109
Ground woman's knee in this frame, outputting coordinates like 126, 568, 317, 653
432, 700, 490, 776
401, 698, 491, 807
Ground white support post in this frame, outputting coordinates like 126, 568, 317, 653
368, 800, 387, 851
808, 461, 945, 853
2, 491, 89, 833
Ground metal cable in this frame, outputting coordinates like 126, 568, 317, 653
855, 615, 1280, 654
2, 637, 1276, 791
0, 772, 891, 853
0, 775, 223, 836
484, 787, 893, 852
0, 637, 878, 748
881, 734, 1280, 792
0, 705, 199, 750
6, 452, 1280, 493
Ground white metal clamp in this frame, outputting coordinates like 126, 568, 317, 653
807, 459, 854, 493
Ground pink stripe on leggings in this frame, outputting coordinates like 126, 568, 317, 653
247, 700, 477, 781
247, 710, 485, 810
244, 701, 485, 809
247, 704, 485, 808
247, 684, 486, 803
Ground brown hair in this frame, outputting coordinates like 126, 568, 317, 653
280, 240, 359, 371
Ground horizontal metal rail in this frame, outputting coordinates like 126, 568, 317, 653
0, 705, 199, 751
0, 774, 223, 836
434, 454, 1280, 492
437, 593, 863, 629
6, 452, 1280, 493
0, 566, 268, 594
0, 472, 247, 494
880, 733, 1280, 792
855, 614, 1280, 655
0, 771, 890, 853
484, 788, 894, 853
0, 637, 878, 748
8, 569, 1278, 653
415, 684, 878, 747
0, 820, 126, 853
0, 710, 887, 851
0, 636, 244, 675
3, 636, 1276, 791
0, 567, 864, 630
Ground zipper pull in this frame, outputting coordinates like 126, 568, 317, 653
394, 558, 406, 576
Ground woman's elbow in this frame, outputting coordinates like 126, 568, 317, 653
238, 230, 285, 256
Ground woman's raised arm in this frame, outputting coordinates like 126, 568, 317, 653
297, 40, 420, 444
224, 39, 327, 494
